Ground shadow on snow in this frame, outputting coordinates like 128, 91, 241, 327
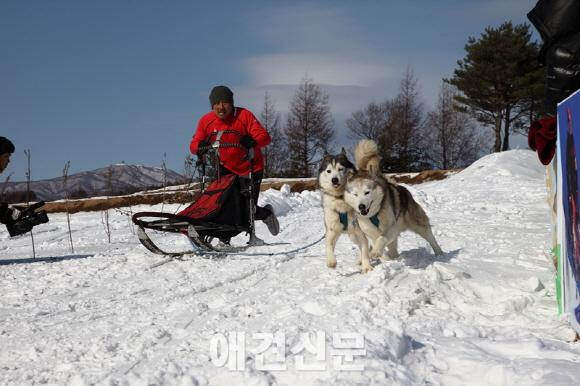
0, 254, 94, 266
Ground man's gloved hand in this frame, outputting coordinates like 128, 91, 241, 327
197, 140, 211, 157
239, 135, 257, 149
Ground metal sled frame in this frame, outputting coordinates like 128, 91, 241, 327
132, 133, 263, 255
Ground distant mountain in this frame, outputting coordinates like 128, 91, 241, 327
1, 164, 188, 203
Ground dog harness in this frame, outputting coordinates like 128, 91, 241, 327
339, 212, 348, 230
338, 212, 379, 230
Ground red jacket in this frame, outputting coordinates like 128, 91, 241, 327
190, 107, 271, 175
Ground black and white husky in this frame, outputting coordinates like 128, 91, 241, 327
318, 149, 372, 273
344, 140, 443, 259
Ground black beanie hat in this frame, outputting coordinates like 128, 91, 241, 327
0, 136, 15, 155
209, 85, 234, 107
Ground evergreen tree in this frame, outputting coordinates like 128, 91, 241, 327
446, 22, 544, 152
285, 76, 334, 177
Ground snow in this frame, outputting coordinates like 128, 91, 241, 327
1, 149, 580, 385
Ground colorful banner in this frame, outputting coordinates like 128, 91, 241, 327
557, 89, 580, 333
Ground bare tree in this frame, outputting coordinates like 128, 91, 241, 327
284, 76, 334, 177
260, 91, 285, 177
346, 101, 392, 143
24, 149, 37, 258
425, 83, 486, 169
62, 161, 75, 253
381, 67, 428, 172
183, 154, 196, 181
101, 166, 114, 243
160, 153, 168, 213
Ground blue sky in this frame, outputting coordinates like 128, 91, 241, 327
1, 0, 536, 181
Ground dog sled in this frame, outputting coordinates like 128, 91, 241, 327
132, 133, 271, 256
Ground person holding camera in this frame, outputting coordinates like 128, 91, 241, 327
0, 136, 20, 225
0, 136, 49, 236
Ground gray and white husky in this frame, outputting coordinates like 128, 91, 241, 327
318, 149, 372, 273
344, 140, 443, 259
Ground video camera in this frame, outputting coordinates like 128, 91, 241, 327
6, 201, 50, 237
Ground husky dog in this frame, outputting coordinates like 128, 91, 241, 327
344, 140, 443, 259
318, 149, 372, 272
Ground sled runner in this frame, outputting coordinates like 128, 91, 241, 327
132, 134, 267, 256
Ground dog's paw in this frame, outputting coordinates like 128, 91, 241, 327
361, 263, 373, 273
327, 258, 337, 269
369, 248, 382, 259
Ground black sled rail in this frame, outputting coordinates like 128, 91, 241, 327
132, 212, 251, 255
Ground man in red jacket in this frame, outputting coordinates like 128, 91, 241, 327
190, 85, 279, 241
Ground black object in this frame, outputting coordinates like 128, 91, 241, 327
545, 31, 580, 112
6, 201, 49, 237
528, 0, 580, 113
0, 136, 15, 154
197, 140, 211, 156
239, 135, 256, 149
209, 85, 234, 107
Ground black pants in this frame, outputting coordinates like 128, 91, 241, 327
219, 166, 271, 221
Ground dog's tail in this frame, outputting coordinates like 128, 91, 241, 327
355, 139, 381, 175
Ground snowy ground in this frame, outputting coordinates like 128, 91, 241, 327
2, 150, 580, 386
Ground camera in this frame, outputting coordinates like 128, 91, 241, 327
6, 202, 50, 237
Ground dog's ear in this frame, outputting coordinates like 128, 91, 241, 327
340, 147, 347, 156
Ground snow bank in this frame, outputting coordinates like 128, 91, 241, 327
1, 150, 579, 386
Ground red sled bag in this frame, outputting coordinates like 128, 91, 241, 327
177, 174, 252, 239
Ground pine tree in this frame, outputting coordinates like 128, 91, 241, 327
446, 22, 544, 152
284, 76, 334, 177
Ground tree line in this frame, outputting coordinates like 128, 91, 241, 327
259, 21, 545, 177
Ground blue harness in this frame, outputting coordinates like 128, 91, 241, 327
339, 212, 349, 230
339, 212, 380, 229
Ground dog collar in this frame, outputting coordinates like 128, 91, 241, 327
370, 214, 380, 227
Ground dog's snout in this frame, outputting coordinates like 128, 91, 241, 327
331, 177, 339, 185
358, 203, 369, 215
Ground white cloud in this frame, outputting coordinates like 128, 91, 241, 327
241, 3, 397, 88
242, 53, 394, 87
